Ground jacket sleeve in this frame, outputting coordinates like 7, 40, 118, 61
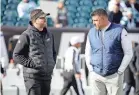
13, 33, 35, 68
52, 34, 56, 63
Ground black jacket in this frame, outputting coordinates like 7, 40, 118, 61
13, 22, 56, 80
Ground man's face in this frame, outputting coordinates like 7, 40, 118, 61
58, 2, 64, 9
113, 4, 120, 12
35, 17, 47, 28
92, 15, 104, 30
129, 0, 136, 4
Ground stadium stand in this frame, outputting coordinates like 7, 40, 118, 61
1, 0, 139, 28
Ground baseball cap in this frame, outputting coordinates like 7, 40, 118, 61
30, 9, 50, 21
70, 36, 83, 45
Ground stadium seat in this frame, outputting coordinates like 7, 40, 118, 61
1, 0, 7, 5
2, 21, 15, 26
6, 4, 18, 10
67, 18, 74, 25
78, 18, 88, 23
81, 6, 92, 13
83, 0, 93, 6
4, 10, 18, 18
67, 12, 76, 19
7, 0, 20, 5
15, 22, 28, 27
16, 18, 29, 27
66, 6, 77, 13
76, 12, 90, 19
2, 15, 17, 23
47, 17, 54, 27
1, 5, 6, 13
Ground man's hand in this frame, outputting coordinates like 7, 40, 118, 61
75, 74, 81, 79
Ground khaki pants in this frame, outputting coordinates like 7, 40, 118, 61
89, 72, 124, 95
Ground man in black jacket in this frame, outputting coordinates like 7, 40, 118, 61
13, 9, 56, 95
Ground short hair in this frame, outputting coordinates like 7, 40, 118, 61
91, 8, 108, 17
30, 9, 42, 22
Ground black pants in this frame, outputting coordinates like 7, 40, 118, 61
61, 71, 85, 95
24, 77, 51, 95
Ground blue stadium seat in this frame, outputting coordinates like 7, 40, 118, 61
97, 0, 107, 6
65, 0, 78, 6
78, 18, 88, 23
79, 1, 84, 6
47, 17, 54, 27
2, 21, 15, 26
67, 12, 76, 19
83, 0, 93, 6
87, 24, 93, 28
15, 22, 28, 27
76, 23, 87, 27
1, 5, 6, 13
67, 18, 74, 25
1, 0, 7, 5
2, 15, 17, 22
74, 19, 78, 23
4, 10, 18, 18
81, 6, 92, 13
16, 18, 29, 27
6, 4, 17, 10
76, 12, 90, 18
7, 0, 20, 5
66, 6, 77, 13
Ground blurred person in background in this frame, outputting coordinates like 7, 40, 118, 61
17, 0, 38, 18
125, 0, 139, 19
0, 31, 9, 95
61, 36, 85, 95
129, 42, 139, 95
13, 9, 56, 95
120, 8, 139, 28
108, 2, 123, 24
85, 8, 133, 95
56, 0, 68, 27
124, 42, 138, 95
108, 0, 127, 12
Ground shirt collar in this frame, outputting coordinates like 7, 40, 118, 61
101, 22, 111, 32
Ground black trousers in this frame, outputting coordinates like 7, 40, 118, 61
24, 77, 51, 95
61, 71, 85, 95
